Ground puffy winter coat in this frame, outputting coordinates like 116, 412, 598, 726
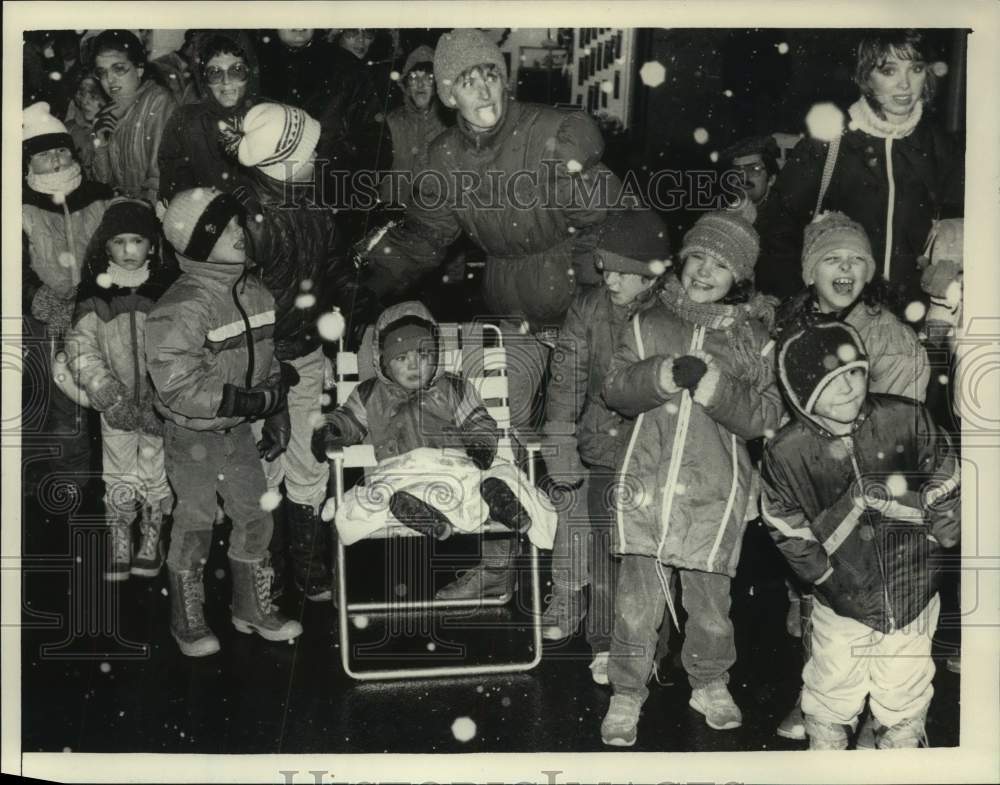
323, 301, 498, 463
367, 99, 616, 330
93, 80, 177, 203
761, 394, 960, 634
546, 284, 658, 468
145, 255, 279, 432
380, 99, 449, 205
157, 31, 261, 200
64, 260, 177, 415
757, 101, 963, 303
236, 172, 340, 362
603, 287, 785, 576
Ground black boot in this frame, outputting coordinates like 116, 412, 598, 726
287, 501, 332, 602
480, 478, 532, 533
389, 491, 455, 540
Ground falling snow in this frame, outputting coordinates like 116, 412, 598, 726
886, 473, 907, 498
389, 70, 401, 81
99, 662, 111, 673
709, 151, 719, 163
648, 260, 668, 276
352, 615, 370, 630
96, 273, 113, 289
214, 569, 226, 580
189, 444, 207, 462
58, 252, 76, 268
805, 103, 844, 142
775, 42, 790, 55
320, 498, 337, 522
693, 128, 709, 145
639, 60, 666, 88
904, 301, 927, 323
836, 343, 858, 363
451, 716, 477, 742
316, 309, 346, 342
566, 159, 583, 173
932, 61, 949, 77
49, 71, 62, 81
294, 293, 317, 309
259, 489, 283, 512
600, 80, 614, 94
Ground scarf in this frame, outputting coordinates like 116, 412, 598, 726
848, 97, 923, 140
659, 275, 776, 389
106, 260, 151, 289
26, 162, 83, 198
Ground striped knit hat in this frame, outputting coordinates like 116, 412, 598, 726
23, 102, 73, 160
680, 211, 760, 282
237, 102, 321, 181
161, 187, 242, 262
434, 29, 507, 105
802, 211, 875, 287
778, 320, 869, 416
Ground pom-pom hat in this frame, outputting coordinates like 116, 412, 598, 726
679, 211, 760, 283
801, 211, 875, 287
237, 103, 321, 182
23, 102, 73, 160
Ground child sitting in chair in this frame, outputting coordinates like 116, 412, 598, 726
311, 301, 554, 544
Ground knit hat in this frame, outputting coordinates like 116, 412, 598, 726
161, 187, 242, 262
680, 211, 760, 282
100, 197, 160, 241
595, 208, 670, 276
434, 29, 507, 105
802, 211, 875, 287
237, 102, 321, 181
402, 44, 435, 77
381, 321, 434, 364
778, 321, 869, 416
23, 102, 74, 160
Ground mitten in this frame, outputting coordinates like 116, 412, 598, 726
258, 409, 291, 461
139, 406, 164, 437
31, 285, 76, 334
657, 355, 681, 395
311, 420, 347, 463
441, 424, 496, 470
672, 355, 708, 391
88, 379, 128, 412
104, 397, 143, 431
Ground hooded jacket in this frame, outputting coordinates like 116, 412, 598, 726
367, 99, 616, 330
602, 283, 785, 576
157, 31, 261, 200
64, 244, 177, 416
761, 391, 960, 634
92, 79, 177, 203
321, 301, 498, 463
545, 283, 659, 467
757, 99, 963, 303
144, 255, 279, 432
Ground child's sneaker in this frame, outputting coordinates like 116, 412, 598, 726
480, 477, 532, 533
131, 503, 165, 577
589, 651, 610, 685
689, 681, 742, 730
776, 697, 806, 741
805, 716, 849, 750
105, 520, 132, 582
876, 716, 928, 749
541, 588, 585, 641
600, 694, 641, 746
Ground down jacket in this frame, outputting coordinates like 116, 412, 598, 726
602, 288, 785, 576
144, 255, 279, 432
367, 99, 617, 330
761, 394, 960, 634
380, 99, 449, 205
545, 284, 659, 468
322, 301, 498, 464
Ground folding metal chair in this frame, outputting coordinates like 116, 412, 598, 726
327, 322, 543, 680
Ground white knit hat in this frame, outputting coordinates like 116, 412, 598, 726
237, 103, 321, 181
23, 102, 73, 158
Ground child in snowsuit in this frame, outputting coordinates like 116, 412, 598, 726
600, 212, 785, 746
311, 301, 539, 547
65, 198, 176, 581
761, 320, 960, 749
541, 207, 666, 685
145, 187, 301, 657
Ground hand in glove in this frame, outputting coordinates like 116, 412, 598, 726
31, 284, 76, 334
257, 409, 291, 461
93, 105, 119, 140
311, 421, 348, 463
441, 424, 496, 470
672, 355, 708, 391
216, 364, 298, 420
104, 397, 143, 431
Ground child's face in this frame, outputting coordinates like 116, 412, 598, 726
812, 367, 868, 433
603, 270, 654, 306
106, 233, 152, 270
680, 252, 735, 304
450, 65, 505, 129
386, 349, 435, 390
29, 147, 74, 175
277, 29, 314, 49
812, 249, 869, 313
210, 216, 247, 265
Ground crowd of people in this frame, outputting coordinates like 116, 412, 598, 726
22, 27, 965, 752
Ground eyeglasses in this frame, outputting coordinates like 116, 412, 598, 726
407, 71, 434, 84
95, 62, 133, 79
204, 63, 249, 85
736, 163, 767, 175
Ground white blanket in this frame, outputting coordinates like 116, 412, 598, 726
333, 447, 557, 549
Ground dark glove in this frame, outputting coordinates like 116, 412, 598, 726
672, 355, 708, 391
311, 421, 347, 463
31, 284, 76, 334
257, 409, 291, 461
94, 105, 118, 139
441, 425, 496, 470
104, 397, 143, 431
217, 381, 286, 419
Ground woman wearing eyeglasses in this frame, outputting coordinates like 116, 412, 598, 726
157, 31, 261, 201
89, 29, 177, 204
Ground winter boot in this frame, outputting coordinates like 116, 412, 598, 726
689, 680, 743, 730
105, 515, 133, 582
777, 696, 807, 741
601, 694, 642, 746
540, 585, 585, 641
230, 555, 303, 642
131, 499, 167, 577
389, 490, 455, 540
287, 501, 332, 602
876, 715, 928, 749
480, 477, 532, 533
167, 566, 220, 657
804, 715, 850, 750
589, 651, 610, 686
435, 536, 516, 601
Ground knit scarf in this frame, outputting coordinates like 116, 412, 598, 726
106, 260, 151, 288
26, 162, 83, 198
659, 275, 776, 389
848, 97, 923, 140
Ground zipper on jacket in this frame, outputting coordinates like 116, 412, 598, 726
843, 434, 896, 632
129, 310, 140, 405
883, 137, 895, 281
232, 270, 255, 388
